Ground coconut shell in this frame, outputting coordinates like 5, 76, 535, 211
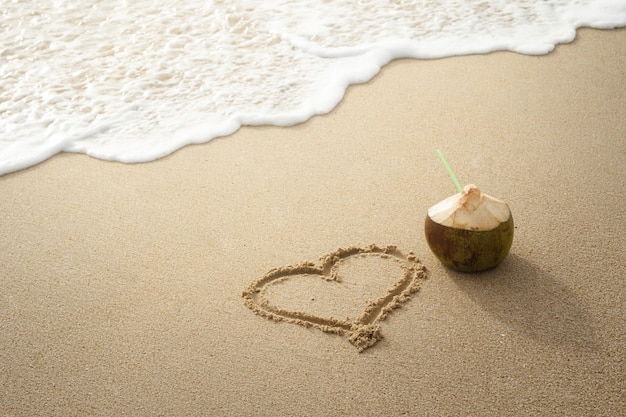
424, 214, 514, 272
424, 184, 514, 272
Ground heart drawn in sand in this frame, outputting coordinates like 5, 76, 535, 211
242, 244, 428, 352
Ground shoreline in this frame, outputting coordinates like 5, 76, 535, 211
1, 26, 624, 179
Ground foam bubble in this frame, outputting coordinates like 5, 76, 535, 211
1, 0, 625, 175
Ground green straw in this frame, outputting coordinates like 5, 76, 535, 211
437, 149, 463, 193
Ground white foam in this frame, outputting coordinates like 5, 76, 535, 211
1, 0, 625, 175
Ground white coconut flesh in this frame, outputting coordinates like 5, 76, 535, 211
427, 184, 511, 231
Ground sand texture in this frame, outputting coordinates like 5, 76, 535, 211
1, 28, 625, 416
242, 244, 428, 352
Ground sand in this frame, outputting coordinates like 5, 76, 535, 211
1, 28, 625, 416
242, 244, 428, 352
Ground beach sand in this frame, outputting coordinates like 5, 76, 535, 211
1, 28, 624, 416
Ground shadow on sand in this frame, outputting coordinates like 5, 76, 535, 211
448, 254, 597, 351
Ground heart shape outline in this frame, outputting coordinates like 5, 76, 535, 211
242, 244, 428, 352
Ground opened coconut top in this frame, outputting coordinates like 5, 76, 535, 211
428, 184, 511, 231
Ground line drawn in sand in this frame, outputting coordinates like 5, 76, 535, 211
242, 244, 428, 352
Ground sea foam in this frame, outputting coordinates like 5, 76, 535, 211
1, 0, 625, 175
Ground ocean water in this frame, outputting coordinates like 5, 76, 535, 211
2, 0, 625, 176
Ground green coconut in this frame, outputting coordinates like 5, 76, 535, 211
425, 184, 514, 272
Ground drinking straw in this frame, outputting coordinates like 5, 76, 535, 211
437, 149, 463, 193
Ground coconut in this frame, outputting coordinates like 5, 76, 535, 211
424, 184, 513, 272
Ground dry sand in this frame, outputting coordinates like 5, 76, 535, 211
1, 28, 625, 416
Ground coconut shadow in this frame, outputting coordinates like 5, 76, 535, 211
446, 254, 597, 352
